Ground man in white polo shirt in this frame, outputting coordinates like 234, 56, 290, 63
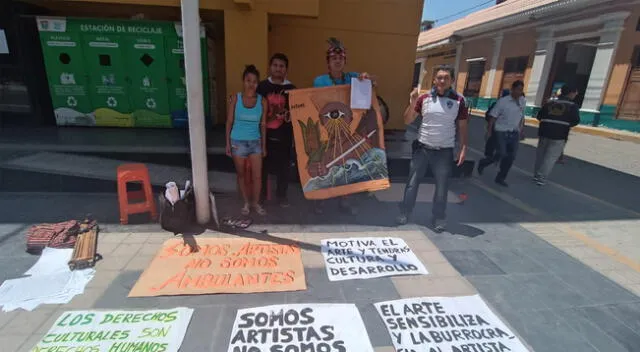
396, 65, 468, 232
477, 80, 526, 187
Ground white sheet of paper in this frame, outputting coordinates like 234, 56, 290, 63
0, 272, 72, 304
24, 247, 73, 276
321, 237, 429, 281
0, 30, 8, 54
30, 308, 193, 351
228, 304, 374, 352
350, 77, 372, 109
0, 268, 95, 311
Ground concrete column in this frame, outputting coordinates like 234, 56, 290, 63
416, 58, 426, 89
181, 0, 210, 224
581, 13, 628, 112
526, 29, 555, 108
454, 43, 463, 85
484, 33, 503, 98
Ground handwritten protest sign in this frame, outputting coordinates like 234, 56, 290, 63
375, 295, 529, 352
289, 85, 390, 200
321, 237, 428, 281
227, 303, 375, 352
128, 238, 306, 297
29, 308, 193, 352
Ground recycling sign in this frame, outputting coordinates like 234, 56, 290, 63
106, 96, 118, 108
66, 96, 78, 107
145, 98, 157, 109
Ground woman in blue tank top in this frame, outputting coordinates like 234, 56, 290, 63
226, 65, 268, 216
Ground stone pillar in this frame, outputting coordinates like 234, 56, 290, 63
581, 13, 628, 113
416, 58, 426, 89
484, 33, 503, 98
181, 0, 210, 224
526, 29, 555, 109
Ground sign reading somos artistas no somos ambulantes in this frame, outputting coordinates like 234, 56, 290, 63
128, 238, 306, 297
30, 308, 193, 352
321, 237, 428, 281
227, 304, 375, 352
375, 295, 529, 352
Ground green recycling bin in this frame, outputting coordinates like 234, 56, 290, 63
36, 17, 94, 126
37, 17, 211, 128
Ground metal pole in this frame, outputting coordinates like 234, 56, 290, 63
181, 0, 210, 224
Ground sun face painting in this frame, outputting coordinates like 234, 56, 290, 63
289, 85, 390, 200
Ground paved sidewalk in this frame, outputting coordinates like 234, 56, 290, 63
0, 229, 489, 352
1, 118, 640, 351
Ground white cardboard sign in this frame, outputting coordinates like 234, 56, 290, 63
375, 295, 529, 352
227, 303, 375, 352
30, 308, 194, 352
321, 237, 428, 281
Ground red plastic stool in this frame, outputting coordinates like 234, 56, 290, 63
244, 160, 271, 201
117, 163, 157, 224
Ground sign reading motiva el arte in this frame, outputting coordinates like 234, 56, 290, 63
36, 16, 208, 129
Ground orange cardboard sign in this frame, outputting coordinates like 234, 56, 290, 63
128, 238, 306, 297
289, 85, 390, 200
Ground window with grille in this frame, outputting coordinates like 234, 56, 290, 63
501, 56, 529, 91
464, 61, 485, 97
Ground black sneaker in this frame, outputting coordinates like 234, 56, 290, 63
395, 214, 408, 225
278, 198, 291, 208
477, 162, 486, 175
339, 198, 358, 215
495, 178, 509, 187
431, 218, 447, 232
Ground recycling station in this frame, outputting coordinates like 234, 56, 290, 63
36, 17, 209, 128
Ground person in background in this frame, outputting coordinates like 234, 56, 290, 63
396, 64, 468, 232
226, 65, 268, 216
484, 89, 510, 160
477, 80, 526, 187
533, 84, 580, 186
312, 37, 375, 215
258, 53, 297, 208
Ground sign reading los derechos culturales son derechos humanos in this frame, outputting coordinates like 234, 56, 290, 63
375, 295, 529, 352
321, 237, 428, 281
227, 304, 375, 352
30, 308, 193, 352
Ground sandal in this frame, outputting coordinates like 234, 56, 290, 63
241, 204, 250, 216
221, 217, 252, 229
253, 203, 267, 216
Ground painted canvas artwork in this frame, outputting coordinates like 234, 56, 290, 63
289, 85, 390, 200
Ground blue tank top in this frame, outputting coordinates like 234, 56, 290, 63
231, 93, 263, 141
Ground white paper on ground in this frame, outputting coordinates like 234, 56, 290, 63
374, 295, 530, 352
0, 272, 72, 304
350, 77, 372, 109
321, 237, 428, 281
0, 269, 94, 312
228, 304, 375, 352
30, 308, 194, 352
24, 247, 73, 276
0, 246, 95, 312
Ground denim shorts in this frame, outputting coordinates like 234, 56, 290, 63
231, 139, 262, 157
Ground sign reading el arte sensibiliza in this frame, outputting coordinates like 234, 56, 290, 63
30, 308, 193, 352
321, 237, 428, 281
228, 304, 375, 352
375, 295, 529, 352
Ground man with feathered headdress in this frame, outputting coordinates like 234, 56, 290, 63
310, 37, 377, 215
313, 37, 375, 88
